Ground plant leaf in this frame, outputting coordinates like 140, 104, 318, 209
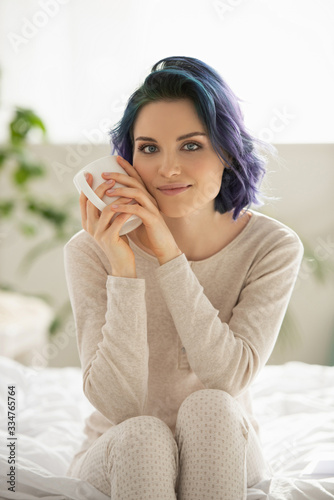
10, 107, 47, 145
12, 160, 45, 186
25, 198, 68, 228
0, 200, 15, 218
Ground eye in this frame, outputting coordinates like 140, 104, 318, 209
183, 142, 201, 151
138, 144, 158, 154
137, 141, 202, 154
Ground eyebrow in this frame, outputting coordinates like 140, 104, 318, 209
135, 132, 207, 143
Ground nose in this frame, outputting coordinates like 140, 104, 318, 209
158, 154, 182, 177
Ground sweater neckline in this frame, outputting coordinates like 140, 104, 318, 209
127, 209, 258, 265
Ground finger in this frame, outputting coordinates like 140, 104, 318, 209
101, 171, 140, 189
96, 204, 133, 237
94, 178, 116, 198
91, 179, 133, 206
111, 211, 133, 232
102, 156, 145, 188
106, 186, 158, 213
108, 202, 147, 224
94, 203, 118, 234
86, 178, 116, 222
107, 212, 134, 240
103, 174, 159, 209
110, 196, 133, 204
116, 155, 144, 184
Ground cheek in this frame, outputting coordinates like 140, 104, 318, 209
133, 160, 154, 190
196, 166, 223, 200
194, 162, 223, 185
133, 157, 146, 177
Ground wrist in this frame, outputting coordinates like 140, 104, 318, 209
158, 248, 183, 266
110, 263, 137, 278
111, 270, 137, 278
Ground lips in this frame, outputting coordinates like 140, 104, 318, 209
158, 184, 191, 190
158, 185, 191, 196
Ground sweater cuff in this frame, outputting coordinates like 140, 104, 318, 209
155, 252, 189, 279
106, 275, 146, 293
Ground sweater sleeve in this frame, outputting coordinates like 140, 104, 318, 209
155, 232, 304, 397
64, 232, 148, 425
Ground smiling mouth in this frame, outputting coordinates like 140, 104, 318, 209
158, 185, 191, 190
158, 186, 191, 196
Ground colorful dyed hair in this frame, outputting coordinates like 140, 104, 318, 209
109, 56, 274, 219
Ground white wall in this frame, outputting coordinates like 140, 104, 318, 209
1, 0, 334, 143
1, 144, 333, 367
262, 145, 334, 365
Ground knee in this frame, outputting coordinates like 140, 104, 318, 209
178, 388, 236, 416
176, 389, 248, 433
109, 415, 177, 457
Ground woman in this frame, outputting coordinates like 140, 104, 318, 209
65, 56, 303, 499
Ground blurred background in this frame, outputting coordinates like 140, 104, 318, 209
0, 0, 333, 369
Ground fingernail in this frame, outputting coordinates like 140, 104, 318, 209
106, 188, 116, 194
85, 173, 89, 180
105, 179, 114, 184
102, 172, 113, 177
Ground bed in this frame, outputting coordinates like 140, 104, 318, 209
0, 355, 333, 500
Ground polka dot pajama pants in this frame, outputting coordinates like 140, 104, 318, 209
67, 389, 271, 499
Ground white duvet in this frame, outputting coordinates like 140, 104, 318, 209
0, 355, 333, 499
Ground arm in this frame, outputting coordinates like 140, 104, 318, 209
155, 234, 304, 397
64, 231, 148, 425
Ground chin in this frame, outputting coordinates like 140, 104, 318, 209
158, 204, 197, 219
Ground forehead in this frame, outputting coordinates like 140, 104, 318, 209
133, 99, 205, 135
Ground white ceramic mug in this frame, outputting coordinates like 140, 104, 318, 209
73, 155, 143, 236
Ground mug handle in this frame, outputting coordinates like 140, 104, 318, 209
73, 169, 107, 212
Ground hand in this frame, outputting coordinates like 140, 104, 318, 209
80, 169, 137, 276
103, 156, 182, 263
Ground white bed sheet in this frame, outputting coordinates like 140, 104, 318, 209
0, 355, 333, 499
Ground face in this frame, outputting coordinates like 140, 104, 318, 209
132, 99, 225, 219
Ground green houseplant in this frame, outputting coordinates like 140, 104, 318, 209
0, 106, 80, 334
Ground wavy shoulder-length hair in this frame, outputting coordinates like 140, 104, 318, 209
109, 56, 274, 220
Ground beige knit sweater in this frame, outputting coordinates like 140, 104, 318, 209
64, 209, 303, 454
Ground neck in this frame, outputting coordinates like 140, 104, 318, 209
163, 210, 233, 258
136, 206, 250, 262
